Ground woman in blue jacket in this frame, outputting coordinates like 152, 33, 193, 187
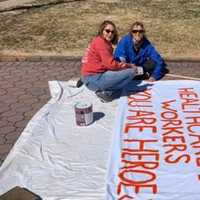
114, 21, 168, 82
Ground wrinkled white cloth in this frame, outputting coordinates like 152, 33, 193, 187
0, 80, 118, 200
1, 80, 200, 200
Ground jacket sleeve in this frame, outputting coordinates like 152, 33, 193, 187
147, 45, 166, 80
95, 38, 127, 71
114, 36, 128, 62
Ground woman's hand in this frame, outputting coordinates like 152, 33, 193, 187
130, 63, 137, 68
120, 63, 136, 69
147, 77, 156, 82
120, 63, 127, 68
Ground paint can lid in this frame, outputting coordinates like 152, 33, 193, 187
75, 101, 92, 109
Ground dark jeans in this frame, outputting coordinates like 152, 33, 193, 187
135, 59, 168, 80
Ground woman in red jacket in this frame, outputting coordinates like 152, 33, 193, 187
81, 20, 142, 102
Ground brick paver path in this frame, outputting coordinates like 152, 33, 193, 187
0, 59, 81, 165
0, 60, 199, 166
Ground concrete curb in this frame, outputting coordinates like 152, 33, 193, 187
0, 55, 81, 62
165, 58, 200, 63
0, 54, 199, 62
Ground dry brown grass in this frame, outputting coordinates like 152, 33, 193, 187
0, 0, 200, 59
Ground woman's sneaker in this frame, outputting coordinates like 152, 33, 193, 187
76, 78, 84, 88
95, 91, 113, 103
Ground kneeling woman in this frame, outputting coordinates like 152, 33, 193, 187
81, 20, 141, 102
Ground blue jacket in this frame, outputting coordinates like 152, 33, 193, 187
114, 33, 166, 80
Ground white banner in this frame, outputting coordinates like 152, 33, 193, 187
107, 80, 200, 200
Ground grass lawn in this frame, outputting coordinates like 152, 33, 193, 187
0, 0, 199, 59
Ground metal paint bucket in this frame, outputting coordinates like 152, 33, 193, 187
74, 101, 93, 126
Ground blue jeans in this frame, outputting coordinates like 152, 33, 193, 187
82, 68, 136, 96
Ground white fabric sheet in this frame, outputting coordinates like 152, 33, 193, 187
0, 80, 118, 200
0, 80, 200, 200
107, 80, 200, 200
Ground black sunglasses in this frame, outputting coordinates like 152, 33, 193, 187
104, 29, 114, 34
132, 30, 144, 34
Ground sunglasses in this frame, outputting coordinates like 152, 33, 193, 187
132, 30, 144, 34
104, 29, 115, 34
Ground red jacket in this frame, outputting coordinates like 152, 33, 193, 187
81, 36, 127, 76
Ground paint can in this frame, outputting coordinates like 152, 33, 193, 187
74, 101, 93, 126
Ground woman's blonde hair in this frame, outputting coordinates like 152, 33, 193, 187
129, 21, 145, 34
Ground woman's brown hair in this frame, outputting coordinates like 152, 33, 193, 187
129, 21, 145, 34
97, 20, 119, 45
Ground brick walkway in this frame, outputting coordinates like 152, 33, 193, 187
0, 59, 81, 165
0, 59, 199, 165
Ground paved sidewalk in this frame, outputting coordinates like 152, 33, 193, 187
0, 0, 73, 11
0, 59, 199, 165
0, 59, 81, 165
